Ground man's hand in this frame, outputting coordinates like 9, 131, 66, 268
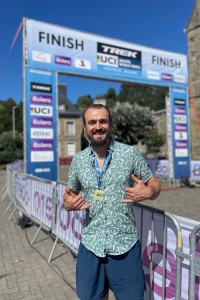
63, 186, 92, 211
121, 175, 157, 204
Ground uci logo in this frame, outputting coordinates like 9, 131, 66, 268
30, 105, 53, 117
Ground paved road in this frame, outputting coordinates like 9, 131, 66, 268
0, 168, 200, 299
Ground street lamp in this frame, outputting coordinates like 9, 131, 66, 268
12, 106, 18, 138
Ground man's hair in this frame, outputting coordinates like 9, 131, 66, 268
82, 104, 112, 126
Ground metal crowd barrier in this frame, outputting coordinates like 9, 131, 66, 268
2, 161, 200, 299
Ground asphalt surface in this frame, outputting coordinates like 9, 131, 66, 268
0, 167, 200, 299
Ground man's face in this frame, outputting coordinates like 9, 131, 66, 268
84, 108, 111, 147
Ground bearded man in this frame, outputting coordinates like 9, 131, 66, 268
63, 104, 160, 300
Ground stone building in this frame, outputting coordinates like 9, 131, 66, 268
185, 0, 200, 159
58, 84, 82, 161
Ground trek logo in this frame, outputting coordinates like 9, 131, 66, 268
174, 98, 186, 106
97, 43, 141, 60
30, 105, 53, 117
97, 54, 118, 67
31, 82, 52, 94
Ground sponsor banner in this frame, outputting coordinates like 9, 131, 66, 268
31, 94, 52, 105
25, 67, 57, 180
174, 98, 186, 106
190, 160, 200, 181
147, 159, 200, 181
31, 117, 53, 128
25, 18, 188, 87
174, 114, 187, 124
175, 124, 187, 131
31, 151, 54, 162
32, 50, 51, 63
30, 128, 54, 139
74, 58, 91, 69
31, 140, 53, 151
170, 87, 190, 178
174, 131, 187, 140
31, 82, 52, 93
55, 55, 71, 66
174, 107, 186, 114
30, 105, 53, 117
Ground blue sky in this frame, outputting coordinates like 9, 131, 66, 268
0, 0, 195, 104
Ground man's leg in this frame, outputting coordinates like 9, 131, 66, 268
106, 241, 145, 300
76, 243, 109, 300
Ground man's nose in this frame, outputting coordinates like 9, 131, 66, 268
95, 121, 101, 130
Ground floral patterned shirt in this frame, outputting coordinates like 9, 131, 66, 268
67, 138, 153, 257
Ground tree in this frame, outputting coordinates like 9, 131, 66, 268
77, 95, 92, 109
111, 102, 164, 155
0, 131, 23, 164
111, 102, 153, 145
144, 128, 165, 154
106, 88, 116, 108
0, 99, 23, 134
117, 83, 167, 111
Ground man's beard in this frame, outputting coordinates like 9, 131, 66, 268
86, 129, 110, 147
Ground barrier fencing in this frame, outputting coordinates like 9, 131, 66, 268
1, 161, 200, 299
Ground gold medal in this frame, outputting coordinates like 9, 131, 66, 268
94, 189, 103, 201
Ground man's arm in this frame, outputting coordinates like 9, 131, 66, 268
63, 186, 92, 211
121, 175, 161, 204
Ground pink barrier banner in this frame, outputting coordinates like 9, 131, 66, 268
134, 205, 200, 299
53, 182, 84, 251
15, 174, 31, 213
30, 178, 54, 229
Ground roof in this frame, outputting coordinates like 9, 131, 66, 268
58, 84, 81, 118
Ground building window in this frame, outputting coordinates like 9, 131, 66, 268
66, 142, 76, 156
59, 104, 65, 111
65, 120, 75, 135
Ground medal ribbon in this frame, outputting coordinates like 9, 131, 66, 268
95, 151, 110, 189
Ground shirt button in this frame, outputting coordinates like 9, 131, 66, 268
105, 217, 107, 220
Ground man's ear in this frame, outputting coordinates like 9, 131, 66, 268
83, 127, 87, 138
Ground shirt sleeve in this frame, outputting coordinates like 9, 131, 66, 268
132, 148, 153, 183
67, 156, 82, 192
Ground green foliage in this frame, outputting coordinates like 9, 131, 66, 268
117, 83, 167, 111
77, 95, 93, 109
144, 129, 165, 154
111, 102, 153, 145
0, 99, 23, 134
0, 131, 23, 164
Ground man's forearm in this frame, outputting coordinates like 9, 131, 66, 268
146, 176, 161, 200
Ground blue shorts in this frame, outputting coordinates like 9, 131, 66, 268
76, 241, 145, 300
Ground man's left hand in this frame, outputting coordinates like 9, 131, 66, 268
121, 175, 154, 203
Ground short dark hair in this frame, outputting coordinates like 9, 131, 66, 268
82, 104, 112, 126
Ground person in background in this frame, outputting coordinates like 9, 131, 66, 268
63, 104, 161, 300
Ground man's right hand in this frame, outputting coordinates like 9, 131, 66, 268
63, 186, 92, 211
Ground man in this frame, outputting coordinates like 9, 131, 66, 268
63, 104, 161, 300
